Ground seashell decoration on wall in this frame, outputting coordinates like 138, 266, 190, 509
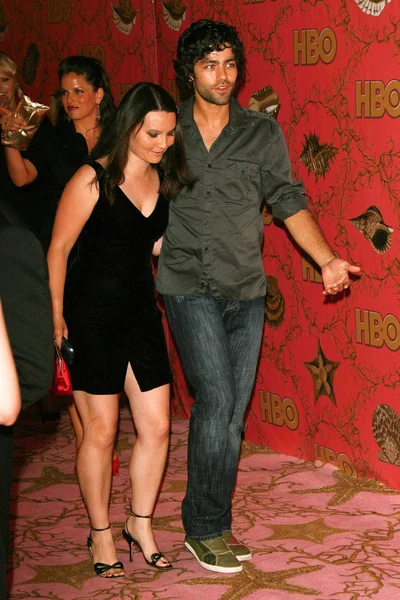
349, 205, 393, 254
161, 0, 187, 32
248, 85, 280, 120
264, 275, 285, 329
111, 0, 137, 35
22, 43, 40, 86
353, 0, 391, 16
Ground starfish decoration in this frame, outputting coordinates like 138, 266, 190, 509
16, 466, 77, 495
292, 469, 400, 506
179, 562, 323, 598
263, 517, 348, 544
300, 132, 338, 182
303, 339, 340, 406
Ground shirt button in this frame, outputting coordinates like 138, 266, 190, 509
206, 191, 211, 196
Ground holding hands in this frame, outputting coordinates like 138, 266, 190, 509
321, 257, 361, 296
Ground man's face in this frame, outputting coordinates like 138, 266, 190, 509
192, 45, 238, 106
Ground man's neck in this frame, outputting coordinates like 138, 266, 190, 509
193, 94, 230, 130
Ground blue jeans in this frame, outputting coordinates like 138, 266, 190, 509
164, 288, 264, 540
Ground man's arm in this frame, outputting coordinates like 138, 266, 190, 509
284, 209, 361, 295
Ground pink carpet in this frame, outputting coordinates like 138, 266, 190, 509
7, 402, 400, 599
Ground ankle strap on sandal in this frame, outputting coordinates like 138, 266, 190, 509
90, 524, 111, 532
129, 508, 152, 519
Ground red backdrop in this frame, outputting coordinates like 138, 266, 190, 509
2, 0, 400, 488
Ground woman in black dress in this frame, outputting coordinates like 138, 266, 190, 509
47, 83, 192, 578
1, 56, 119, 467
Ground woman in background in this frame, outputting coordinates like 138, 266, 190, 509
0, 55, 119, 473
47, 82, 192, 577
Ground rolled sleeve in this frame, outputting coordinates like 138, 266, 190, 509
261, 126, 308, 222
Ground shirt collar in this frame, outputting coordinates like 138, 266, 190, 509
180, 95, 254, 134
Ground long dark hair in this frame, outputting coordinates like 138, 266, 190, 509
91, 82, 194, 203
56, 55, 115, 127
174, 19, 246, 95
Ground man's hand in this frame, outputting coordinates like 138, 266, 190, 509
321, 257, 361, 296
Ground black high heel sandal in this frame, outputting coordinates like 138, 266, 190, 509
87, 524, 125, 577
122, 508, 172, 570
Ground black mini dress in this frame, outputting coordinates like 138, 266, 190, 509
64, 161, 172, 394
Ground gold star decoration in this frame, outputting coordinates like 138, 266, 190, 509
300, 132, 338, 182
179, 562, 323, 599
303, 339, 340, 406
16, 466, 77, 495
25, 558, 96, 590
240, 439, 274, 461
263, 517, 348, 543
292, 469, 400, 507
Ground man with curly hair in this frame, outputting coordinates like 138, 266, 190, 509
157, 19, 360, 573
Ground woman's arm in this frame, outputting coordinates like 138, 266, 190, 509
47, 164, 100, 346
4, 146, 38, 186
0, 300, 21, 426
152, 236, 163, 256
0, 106, 38, 186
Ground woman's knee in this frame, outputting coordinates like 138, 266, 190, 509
137, 414, 170, 444
84, 416, 117, 448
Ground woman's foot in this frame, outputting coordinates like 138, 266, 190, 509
88, 525, 125, 578
124, 512, 171, 569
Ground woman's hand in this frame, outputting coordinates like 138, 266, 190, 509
53, 314, 68, 349
152, 236, 163, 256
0, 105, 26, 132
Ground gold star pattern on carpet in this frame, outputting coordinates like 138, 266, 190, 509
303, 339, 340, 406
240, 439, 275, 461
263, 517, 348, 543
292, 469, 400, 506
180, 562, 323, 598
17, 466, 77, 495
25, 558, 96, 590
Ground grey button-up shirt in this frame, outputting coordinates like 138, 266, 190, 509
157, 96, 308, 301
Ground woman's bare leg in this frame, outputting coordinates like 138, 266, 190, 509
73, 390, 124, 577
124, 365, 170, 566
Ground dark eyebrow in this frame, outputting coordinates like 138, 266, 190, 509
198, 55, 236, 65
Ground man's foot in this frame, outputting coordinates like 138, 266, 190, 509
222, 530, 252, 561
184, 536, 242, 573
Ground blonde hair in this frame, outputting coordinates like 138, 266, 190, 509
0, 53, 24, 101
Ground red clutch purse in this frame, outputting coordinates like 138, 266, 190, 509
50, 342, 72, 396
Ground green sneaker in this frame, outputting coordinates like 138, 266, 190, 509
184, 536, 243, 573
222, 530, 252, 561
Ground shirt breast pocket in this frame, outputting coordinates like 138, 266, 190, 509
223, 157, 260, 201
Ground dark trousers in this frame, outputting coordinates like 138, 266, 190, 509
164, 288, 264, 540
0, 426, 14, 600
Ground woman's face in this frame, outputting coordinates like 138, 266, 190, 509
60, 72, 104, 124
129, 110, 176, 164
0, 71, 17, 109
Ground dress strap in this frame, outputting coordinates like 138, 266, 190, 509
85, 159, 105, 180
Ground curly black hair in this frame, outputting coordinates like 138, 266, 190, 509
174, 19, 246, 95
